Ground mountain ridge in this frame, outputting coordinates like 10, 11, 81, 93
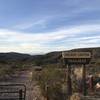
0, 47, 100, 65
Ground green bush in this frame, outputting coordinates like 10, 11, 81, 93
33, 67, 66, 100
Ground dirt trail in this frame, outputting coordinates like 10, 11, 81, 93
0, 70, 44, 100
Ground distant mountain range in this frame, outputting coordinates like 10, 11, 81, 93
0, 47, 100, 65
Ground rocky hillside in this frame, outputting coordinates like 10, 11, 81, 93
32, 47, 100, 65
0, 47, 100, 65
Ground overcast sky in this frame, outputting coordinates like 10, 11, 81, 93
0, 0, 100, 54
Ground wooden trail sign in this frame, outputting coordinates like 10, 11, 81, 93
62, 51, 91, 96
62, 52, 91, 59
62, 52, 91, 64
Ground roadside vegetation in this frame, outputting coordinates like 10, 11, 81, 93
32, 67, 68, 100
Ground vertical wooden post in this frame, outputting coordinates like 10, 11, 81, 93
19, 89, 23, 100
82, 64, 87, 96
47, 85, 49, 100
45, 84, 49, 100
67, 64, 72, 96
89, 75, 94, 93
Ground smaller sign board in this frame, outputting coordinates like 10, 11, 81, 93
62, 52, 91, 59
66, 59, 89, 64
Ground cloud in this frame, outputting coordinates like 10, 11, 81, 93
11, 2, 100, 33
0, 24, 100, 53
13, 19, 47, 30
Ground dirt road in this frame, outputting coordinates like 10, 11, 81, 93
0, 70, 43, 100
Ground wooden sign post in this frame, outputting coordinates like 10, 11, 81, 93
67, 64, 72, 96
62, 52, 91, 96
82, 64, 87, 96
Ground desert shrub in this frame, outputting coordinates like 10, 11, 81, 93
33, 67, 66, 100
0, 65, 14, 78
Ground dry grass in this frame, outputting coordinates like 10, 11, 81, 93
70, 93, 82, 100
